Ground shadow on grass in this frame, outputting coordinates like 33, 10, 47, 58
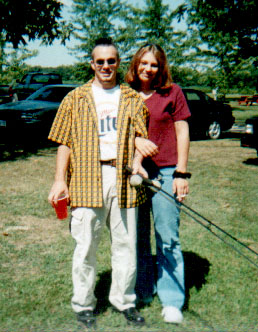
0, 128, 242, 162
243, 157, 258, 166
94, 251, 210, 313
0, 140, 57, 162
190, 130, 243, 142
95, 270, 112, 314
183, 251, 211, 310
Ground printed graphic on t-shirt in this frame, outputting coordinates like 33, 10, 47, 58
92, 85, 120, 160
98, 102, 117, 136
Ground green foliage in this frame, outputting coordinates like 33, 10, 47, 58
171, 66, 202, 87
0, 46, 38, 84
185, 0, 258, 59
124, 0, 190, 65
1, 0, 258, 93
121, 0, 198, 66
70, 62, 93, 83
0, 0, 69, 48
70, 0, 127, 61
170, 63, 257, 93
0, 0, 73, 84
183, 0, 258, 92
69, 0, 196, 66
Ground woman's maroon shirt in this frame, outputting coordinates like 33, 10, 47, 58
144, 83, 191, 167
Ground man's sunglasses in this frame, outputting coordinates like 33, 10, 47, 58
95, 59, 117, 66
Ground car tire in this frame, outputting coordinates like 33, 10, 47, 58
207, 121, 221, 139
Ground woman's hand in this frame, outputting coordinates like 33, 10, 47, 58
135, 137, 159, 158
173, 178, 189, 202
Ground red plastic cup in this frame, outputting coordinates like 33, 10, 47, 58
54, 195, 68, 220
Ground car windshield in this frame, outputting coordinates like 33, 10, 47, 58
30, 74, 60, 84
27, 87, 73, 102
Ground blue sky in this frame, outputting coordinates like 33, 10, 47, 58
25, 0, 185, 67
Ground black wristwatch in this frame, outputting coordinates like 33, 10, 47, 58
173, 171, 192, 179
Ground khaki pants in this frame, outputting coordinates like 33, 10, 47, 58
70, 165, 138, 312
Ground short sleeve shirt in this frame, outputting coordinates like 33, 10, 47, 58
145, 83, 191, 167
48, 81, 149, 208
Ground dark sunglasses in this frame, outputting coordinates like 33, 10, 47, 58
95, 59, 117, 66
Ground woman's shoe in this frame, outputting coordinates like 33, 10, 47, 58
161, 306, 183, 324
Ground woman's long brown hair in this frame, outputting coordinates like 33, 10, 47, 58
125, 43, 172, 91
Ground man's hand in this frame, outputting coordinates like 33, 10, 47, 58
135, 137, 159, 158
173, 178, 189, 202
48, 180, 69, 207
48, 144, 71, 207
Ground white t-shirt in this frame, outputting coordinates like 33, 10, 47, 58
92, 84, 121, 160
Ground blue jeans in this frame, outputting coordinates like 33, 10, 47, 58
136, 166, 185, 309
153, 167, 185, 309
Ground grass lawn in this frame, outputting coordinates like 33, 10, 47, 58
230, 102, 258, 123
0, 137, 258, 332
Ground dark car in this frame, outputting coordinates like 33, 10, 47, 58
0, 84, 78, 148
14, 72, 63, 100
0, 85, 17, 104
182, 88, 235, 139
241, 116, 258, 156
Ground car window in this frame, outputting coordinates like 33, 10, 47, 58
29, 87, 73, 102
205, 94, 214, 102
184, 92, 201, 101
33, 89, 53, 101
31, 74, 60, 84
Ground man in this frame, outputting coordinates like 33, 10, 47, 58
48, 38, 149, 328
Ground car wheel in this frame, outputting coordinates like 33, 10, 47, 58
207, 121, 221, 139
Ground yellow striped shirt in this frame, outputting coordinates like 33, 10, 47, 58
48, 81, 149, 208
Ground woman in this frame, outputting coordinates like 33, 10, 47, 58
125, 44, 191, 324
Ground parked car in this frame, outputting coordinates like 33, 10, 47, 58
13, 72, 62, 100
241, 116, 258, 156
0, 85, 17, 104
182, 88, 235, 139
0, 84, 77, 148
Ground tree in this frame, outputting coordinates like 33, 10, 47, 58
123, 0, 193, 66
181, 0, 258, 91
69, 0, 198, 67
0, 0, 69, 48
70, 0, 127, 61
0, 46, 38, 84
184, 0, 258, 59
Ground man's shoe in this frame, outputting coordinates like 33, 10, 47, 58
136, 296, 153, 307
122, 307, 145, 325
140, 296, 153, 305
77, 310, 96, 328
162, 306, 183, 324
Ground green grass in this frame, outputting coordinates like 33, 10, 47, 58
0, 140, 258, 332
230, 101, 258, 123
